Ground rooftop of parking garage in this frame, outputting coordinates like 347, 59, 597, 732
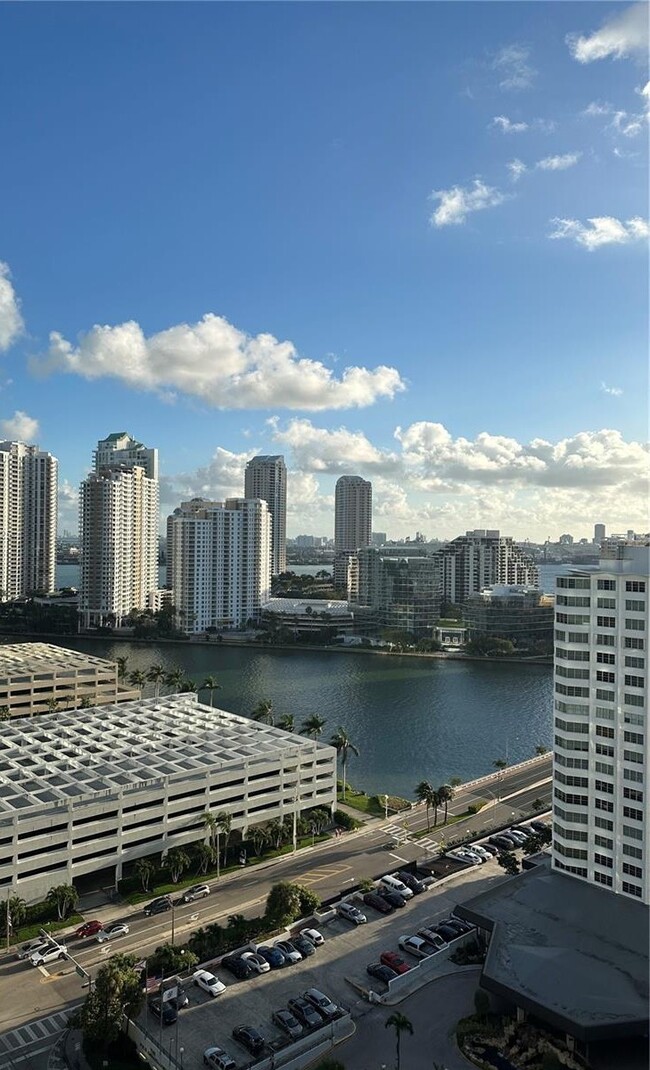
0, 696, 333, 813
456, 861, 649, 1042
0, 642, 117, 676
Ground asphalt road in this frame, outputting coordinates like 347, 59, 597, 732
0, 755, 551, 1056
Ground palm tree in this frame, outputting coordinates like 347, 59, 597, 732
116, 656, 129, 680
493, 757, 508, 772
180, 678, 198, 693
46, 697, 59, 715
165, 666, 186, 692
217, 811, 232, 872
202, 675, 222, 706
301, 714, 326, 739
147, 663, 166, 698
437, 783, 454, 823
134, 858, 154, 892
195, 843, 216, 876
251, 700, 274, 725
430, 788, 442, 827
330, 726, 359, 802
415, 780, 435, 831
202, 811, 218, 852
129, 669, 147, 691
277, 713, 294, 732
384, 1011, 414, 1070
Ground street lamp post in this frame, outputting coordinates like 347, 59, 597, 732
383, 794, 389, 820
171, 903, 176, 946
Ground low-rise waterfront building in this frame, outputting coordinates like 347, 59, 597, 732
349, 546, 440, 638
261, 598, 354, 636
464, 585, 554, 651
0, 642, 139, 716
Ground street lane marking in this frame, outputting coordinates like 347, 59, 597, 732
0, 1044, 55, 1067
298, 863, 351, 885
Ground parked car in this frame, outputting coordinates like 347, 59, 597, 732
366, 962, 398, 983
336, 901, 367, 925
221, 955, 253, 980
144, 897, 172, 917
272, 1009, 303, 1040
256, 945, 286, 968
379, 874, 413, 899
444, 917, 474, 934
461, 848, 486, 863
363, 891, 394, 915
303, 988, 339, 1020
170, 983, 189, 1008
530, 820, 550, 834
239, 951, 270, 974
287, 997, 323, 1029
75, 920, 104, 939
274, 940, 302, 964
435, 924, 460, 942
96, 923, 129, 943
149, 999, 177, 1026
301, 927, 324, 947
398, 935, 431, 959
181, 883, 210, 903
379, 951, 410, 975
504, 828, 529, 845
397, 871, 426, 895
232, 1026, 266, 1056
417, 928, 446, 950
489, 834, 518, 850
379, 889, 407, 909
193, 969, 226, 997
468, 845, 492, 861
292, 933, 316, 957
30, 943, 68, 966
17, 938, 49, 961
203, 1047, 236, 1070
477, 842, 499, 856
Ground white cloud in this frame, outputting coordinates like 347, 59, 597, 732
583, 84, 649, 138
0, 410, 39, 441
0, 262, 24, 353
159, 446, 251, 507
536, 152, 582, 171
490, 115, 528, 134
492, 45, 536, 90
58, 480, 80, 532
32, 313, 406, 412
549, 215, 650, 250
429, 179, 507, 227
567, 3, 649, 63
600, 382, 624, 397
268, 417, 399, 473
507, 159, 528, 183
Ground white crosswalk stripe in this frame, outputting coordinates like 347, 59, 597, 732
0, 1011, 70, 1058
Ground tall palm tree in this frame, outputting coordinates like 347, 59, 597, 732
115, 656, 129, 680
147, 663, 166, 698
330, 726, 359, 801
384, 1012, 414, 1070
415, 780, 435, 831
252, 700, 274, 725
437, 783, 454, 823
202, 675, 222, 706
277, 713, 294, 732
301, 714, 326, 739
180, 678, 198, 693
129, 669, 147, 691
165, 666, 186, 692
430, 788, 442, 828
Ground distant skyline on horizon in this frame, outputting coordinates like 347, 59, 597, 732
0, 2, 647, 542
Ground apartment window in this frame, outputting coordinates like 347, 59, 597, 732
597, 616, 615, 628
556, 613, 590, 625
556, 771, 588, 786
554, 806, 588, 824
625, 694, 645, 707
623, 824, 643, 841
594, 834, 613, 849
597, 633, 616, 647
596, 689, 615, 702
623, 843, 643, 859
555, 824, 588, 842
626, 599, 646, 612
554, 842, 588, 860
624, 787, 644, 802
568, 632, 589, 643
624, 749, 644, 764
625, 637, 645, 650
597, 652, 615, 664
557, 595, 591, 607
625, 675, 645, 688
557, 666, 589, 679
594, 761, 614, 775
622, 882, 642, 898
594, 853, 613, 869
557, 648, 590, 661
594, 779, 614, 794
623, 806, 643, 821
596, 671, 615, 683
624, 767, 644, 782
555, 718, 589, 734
594, 872, 613, 887
556, 684, 590, 697
598, 579, 616, 590
625, 656, 645, 669
626, 618, 646, 631
595, 706, 615, 720
594, 816, 614, 830
624, 731, 644, 745
625, 581, 646, 593
555, 630, 566, 642
597, 598, 616, 609
595, 798, 614, 812
622, 863, 643, 880
595, 743, 614, 756
554, 788, 588, 805
554, 735, 588, 750
558, 577, 591, 589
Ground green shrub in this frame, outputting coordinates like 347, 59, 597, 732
334, 809, 362, 830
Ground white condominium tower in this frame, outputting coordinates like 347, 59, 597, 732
0, 440, 58, 600
435, 529, 538, 605
553, 540, 649, 903
244, 455, 286, 575
80, 433, 159, 628
167, 498, 271, 633
334, 475, 372, 553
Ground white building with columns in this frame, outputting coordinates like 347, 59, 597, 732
0, 440, 58, 600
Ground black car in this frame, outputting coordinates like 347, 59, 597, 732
363, 891, 394, 914
232, 1026, 265, 1056
143, 897, 172, 917
478, 843, 499, 856
489, 834, 518, 850
221, 955, 253, 980
366, 962, 398, 983
292, 933, 316, 957
436, 923, 459, 941
271, 1009, 303, 1040
440, 918, 471, 935
397, 871, 425, 894
287, 997, 323, 1029
149, 999, 177, 1026
379, 889, 407, 909
530, 820, 550, 834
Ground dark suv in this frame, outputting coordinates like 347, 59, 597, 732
232, 1026, 265, 1056
144, 897, 172, 917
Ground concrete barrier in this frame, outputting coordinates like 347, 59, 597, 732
380, 931, 481, 1004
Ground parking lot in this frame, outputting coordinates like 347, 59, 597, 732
140, 857, 504, 1069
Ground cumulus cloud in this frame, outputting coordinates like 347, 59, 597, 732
0, 262, 24, 353
536, 152, 582, 171
0, 410, 39, 441
600, 382, 624, 397
490, 115, 528, 133
567, 3, 649, 63
268, 417, 400, 474
549, 215, 650, 250
32, 313, 406, 412
159, 446, 251, 507
507, 159, 528, 183
492, 44, 537, 90
429, 179, 507, 227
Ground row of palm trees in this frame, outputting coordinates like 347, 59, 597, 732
117, 656, 223, 706
414, 780, 456, 830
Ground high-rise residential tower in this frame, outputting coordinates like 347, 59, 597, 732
435, 529, 538, 605
244, 455, 287, 575
333, 475, 372, 590
167, 498, 271, 632
594, 523, 606, 545
80, 433, 159, 628
552, 539, 649, 903
0, 440, 58, 600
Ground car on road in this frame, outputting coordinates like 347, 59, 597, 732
96, 923, 129, 943
149, 999, 177, 1026
397, 871, 426, 895
363, 891, 394, 914
17, 938, 49, 960
272, 1009, 303, 1040
256, 945, 286, 968
336, 901, 367, 925
301, 927, 324, 946
292, 933, 316, 957
303, 988, 339, 1020
380, 951, 410, 974
274, 940, 302, 964
435, 923, 460, 942
75, 920, 104, 938
30, 943, 68, 966
417, 928, 446, 950
232, 1026, 265, 1057
203, 1047, 236, 1070
181, 883, 211, 903
240, 952, 270, 974
366, 962, 398, 984
287, 997, 323, 1029
193, 969, 226, 997
379, 889, 407, 909
221, 955, 254, 980
143, 897, 172, 917
398, 935, 431, 959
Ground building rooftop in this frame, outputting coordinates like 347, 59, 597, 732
264, 598, 351, 615
0, 696, 332, 814
0, 642, 120, 677
457, 863, 649, 1042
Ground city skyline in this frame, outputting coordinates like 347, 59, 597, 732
0, 2, 647, 542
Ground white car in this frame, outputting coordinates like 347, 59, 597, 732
193, 969, 226, 997
301, 927, 324, 947
182, 883, 211, 902
469, 844, 492, 861
240, 951, 270, 974
17, 938, 49, 961
336, 901, 367, 925
274, 940, 302, 964
30, 943, 68, 966
398, 935, 431, 959
203, 1047, 236, 1070
96, 923, 130, 943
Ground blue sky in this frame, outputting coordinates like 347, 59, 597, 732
0, 1, 647, 540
